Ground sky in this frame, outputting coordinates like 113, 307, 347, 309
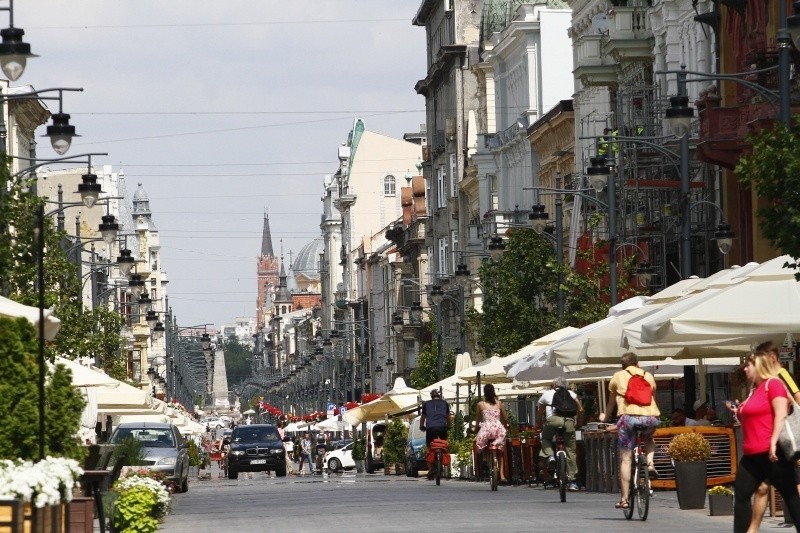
19, 1, 427, 328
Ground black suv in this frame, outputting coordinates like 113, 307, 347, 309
226, 424, 286, 479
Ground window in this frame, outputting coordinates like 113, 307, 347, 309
404, 339, 417, 369
449, 153, 457, 198
437, 165, 447, 208
384, 175, 396, 196
450, 231, 459, 273
438, 237, 449, 275
489, 174, 499, 210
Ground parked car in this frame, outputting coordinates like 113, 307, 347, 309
405, 415, 427, 478
201, 417, 225, 430
323, 442, 355, 473
225, 424, 285, 479
108, 422, 190, 492
366, 422, 386, 474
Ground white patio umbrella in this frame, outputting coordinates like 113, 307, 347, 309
314, 416, 343, 432
634, 255, 800, 349
0, 295, 61, 340
342, 377, 420, 425
53, 357, 119, 388
454, 352, 473, 374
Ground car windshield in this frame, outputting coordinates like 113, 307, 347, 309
233, 427, 281, 443
111, 428, 175, 448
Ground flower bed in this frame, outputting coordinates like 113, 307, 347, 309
0, 457, 82, 507
112, 471, 172, 533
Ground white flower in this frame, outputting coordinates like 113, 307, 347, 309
114, 473, 170, 509
0, 457, 83, 508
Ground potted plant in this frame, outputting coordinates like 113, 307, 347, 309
352, 437, 366, 474
382, 418, 407, 475
708, 485, 734, 516
667, 431, 712, 509
186, 440, 201, 478
453, 438, 475, 479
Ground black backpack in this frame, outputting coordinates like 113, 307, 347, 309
552, 387, 578, 417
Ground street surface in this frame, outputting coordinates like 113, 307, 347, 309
156, 467, 791, 532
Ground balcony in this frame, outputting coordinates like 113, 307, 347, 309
573, 34, 617, 87
604, 6, 653, 63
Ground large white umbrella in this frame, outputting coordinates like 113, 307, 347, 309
0, 295, 61, 340
314, 416, 344, 432
95, 380, 156, 414
53, 357, 119, 388
342, 377, 420, 425
454, 352, 473, 374
634, 255, 800, 348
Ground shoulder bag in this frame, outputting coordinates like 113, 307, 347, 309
767, 378, 800, 459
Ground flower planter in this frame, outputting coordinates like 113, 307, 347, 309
708, 494, 733, 516
68, 497, 94, 533
354, 460, 365, 474
674, 461, 707, 510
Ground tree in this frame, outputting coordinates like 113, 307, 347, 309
474, 229, 560, 356
0, 316, 86, 461
0, 158, 127, 377
223, 335, 253, 390
409, 321, 455, 389
736, 122, 800, 278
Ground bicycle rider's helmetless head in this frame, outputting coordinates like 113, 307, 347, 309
552, 376, 567, 389
430, 389, 441, 399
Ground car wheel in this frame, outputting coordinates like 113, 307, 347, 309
276, 466, 287, 477
328, 458, 341, 473
366, 454, 374, 474
228, 468, 238, 480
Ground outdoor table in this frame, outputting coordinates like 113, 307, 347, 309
80, 469, 111, 533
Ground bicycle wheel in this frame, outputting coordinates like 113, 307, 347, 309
490, 451, 499, 491
435, 451, 441, 486
623, 459, 636, 520
557, 452, 567, 503
636, 455, 650, 521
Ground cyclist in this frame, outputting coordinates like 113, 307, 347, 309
537, 376, 583, 491
420, 388, 452, 480
475, 383, 508, 484
599, 352, 660, 510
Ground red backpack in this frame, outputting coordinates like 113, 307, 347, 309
623, 370, 653, 406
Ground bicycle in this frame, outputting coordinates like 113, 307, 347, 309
553, 425, 569, 503
484, 443, 501, 491
623, 427, 651, 521
428, 438, 449, 486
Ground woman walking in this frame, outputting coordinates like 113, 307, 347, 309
731, 350, 800, 532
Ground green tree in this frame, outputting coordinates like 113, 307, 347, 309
0, 158, 127, 377
0, 316, 86, 461
223, 335, 253, 390
409, 321, 455, 389
736, 122, 800, 278
475, 229, 560, 356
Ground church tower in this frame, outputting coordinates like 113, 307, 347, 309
256, 211, 280, 330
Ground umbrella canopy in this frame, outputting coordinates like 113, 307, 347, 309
454, 352, 473, 374
342, 377, 420, 425
95, 379, 156, 413
53, 357, 119, 388
0, 295, 61, 340
314, 416, 344, 431
456, 355, 509, 384
634, 255, 800, 349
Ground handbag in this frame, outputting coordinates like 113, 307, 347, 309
767, 378, 800, 459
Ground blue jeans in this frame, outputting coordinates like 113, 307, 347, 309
299, 451, 313, 472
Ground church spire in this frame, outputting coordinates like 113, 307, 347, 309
261, 209, 274, 257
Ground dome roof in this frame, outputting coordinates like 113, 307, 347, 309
132, 182, 149, 202
292, 238, 323, 280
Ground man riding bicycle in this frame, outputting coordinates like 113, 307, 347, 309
419, 388, 452, 480
537, 376, 583, 492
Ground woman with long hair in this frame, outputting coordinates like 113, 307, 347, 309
731, 350, 800, 532
474, 383, 508, 483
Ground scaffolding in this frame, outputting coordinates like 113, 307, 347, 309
573, 80, 725, 294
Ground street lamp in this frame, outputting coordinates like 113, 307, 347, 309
0, 88, 83, 155
0, 0, 37, 81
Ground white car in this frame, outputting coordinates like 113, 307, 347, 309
202, 417, 225, 430
323, 442, 355, 473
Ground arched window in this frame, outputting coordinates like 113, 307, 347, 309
384, 175, 396, 196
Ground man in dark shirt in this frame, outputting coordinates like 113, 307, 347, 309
420, 389, 451, 445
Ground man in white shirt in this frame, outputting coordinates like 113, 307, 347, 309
536, 377, 583, 492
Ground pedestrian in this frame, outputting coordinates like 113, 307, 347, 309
746, 341, 800, 531
670, 408, 703, 426
599, 351, 660, 510
474, 383, 508, 484
537, 376, 582, 491
729, 347, 800, 532
419, 388, 452, 480
283, 435, 296, 476
299, 432, 313, 475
